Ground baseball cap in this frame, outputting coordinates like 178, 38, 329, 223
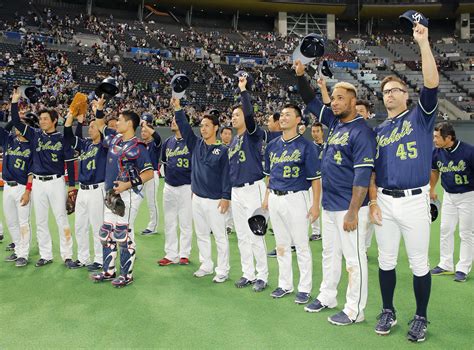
430, 198, 440, 222
248, 208, 269, 236
170, 74, 190, 99
292, 33, 325, 65
234, 71, 254, 91
141, 112, 154, 126
399, 10, 429, 35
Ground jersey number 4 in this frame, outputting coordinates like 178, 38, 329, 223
283, 165, 300, 178
396, 141, 417, 160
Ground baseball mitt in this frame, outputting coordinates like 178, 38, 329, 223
104, 189, 125, 217
69, 92, 88, 117
66, 188, 78, 215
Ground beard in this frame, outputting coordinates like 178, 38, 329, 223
334, 110, 350, 119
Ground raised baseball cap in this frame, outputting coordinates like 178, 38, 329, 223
399, 10, 429, 35
292, 33, 325, 65
170, 74, 190, 99
234, 71, 254, 91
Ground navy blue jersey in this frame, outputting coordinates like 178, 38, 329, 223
71, 136, 108, 185
102, 127, 153, 191
175, 109, 231, 200
0, 128, 33, 185
373, 87, 438, 189
263, 134, 321, 192
144, 132, 162, 171
161, 135, 192, 187
314, 141, 324, 160
306, 98, 376, 211
432, 141, 474, 194
11, 103, 75, 176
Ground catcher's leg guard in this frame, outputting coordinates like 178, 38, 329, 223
114, 224, 136, 278
99, 223, 117, 275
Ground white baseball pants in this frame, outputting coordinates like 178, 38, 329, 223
269, 191, 312, 293
375, 185, 431, 277
192, 194, 230, 276
317, 207, 369, 321
438, 191, 473, 274
143, 171, 159, 232
232, 180, 269, 282
32, 176, 72, 261
3, 183, 31, 259
163, 183, 193, 261
75, 184, 105, 264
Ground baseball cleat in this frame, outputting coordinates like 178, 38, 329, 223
295, 292, 311, 304
141, 229, 156, 236
179, 257, 190, 265
430, 266, 454, 275
253, 279, 268, 292
112, 275, 134, 288
65, 259, 85, 269
226, 227, 233, 235
291, 246, 296, 252
5, 243, 15, 252
454, 271, 467, 282
157, 258, 176, 266
87, 262, 103, 272
267, 249, 277, 258
5, 253, 18, 262
304, 299, 330, 313
270, 287, 293, 298
310, 234, 322, 241
91, 272, 116, 282
213, 274, 229, 283
375, 309, 397, 335
35, 258, 53, 267
407, 315, 428, 342
15, 257, 28, 267
328, 311, 364, 326
234, 277, 256, 288
193, 269, 213, 278
0, 233, 3, 241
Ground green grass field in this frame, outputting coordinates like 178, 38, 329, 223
0, 181, 472, 349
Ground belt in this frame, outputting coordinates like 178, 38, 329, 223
80, 183, 100, 190
33, 174, 61, 182
6, 181, 19, 186
235, 180, 256, 188
270, 189, 296, 196
382, 188, 422, 198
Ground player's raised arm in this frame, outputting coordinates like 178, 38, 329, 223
10, 88, 34, 140
171, 97, 197, 152
295, 60, 335, 127
239, 77, 257, 134
414, 23, 438, 89
94, 95, 107, 133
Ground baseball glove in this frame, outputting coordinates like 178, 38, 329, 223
69, 92, 88, 117
104, 189, 125, 217
66, 189, 78, 215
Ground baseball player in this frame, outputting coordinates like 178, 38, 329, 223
227, 77, 271, 292
91, 98, 154, 287
297, 61, 375, 325
430, 122, 473, 282
356, 100, 376, 253
0, 119, 34, 267
63, 111, 108, 271
221, 126, 234, 234
140, 113, 162, 235
11, 88, 77, 268
171, 97, 231, 283
368, 23, 439, 342
262, 102, 321, 304
157, 112, 193, 266
309, 121, 324, 241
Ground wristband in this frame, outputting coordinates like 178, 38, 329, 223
26, 182, 32, 191
368, 200, 377, 207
